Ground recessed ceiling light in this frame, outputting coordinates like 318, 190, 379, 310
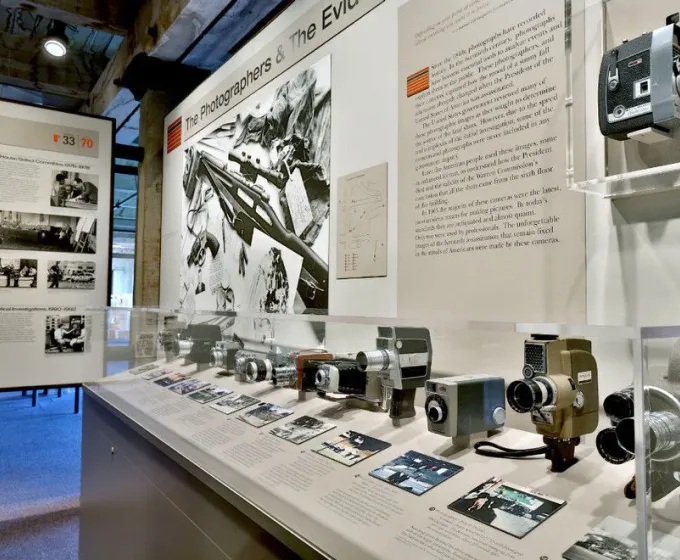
43, 21, 68, 58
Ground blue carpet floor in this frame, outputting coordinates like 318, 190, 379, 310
0, 389, 82, 560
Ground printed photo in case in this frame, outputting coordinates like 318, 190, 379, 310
154, 373, 189, 388
562, 515, 680, 560
448, 477, 566, 539
187, 385, 233, 404
142, 368, 170, 381
369, 450, 463, 496
131, 363, 158, 375
169, 379, 211, 396
313, 430, 391, 467
270, 415, 336, 444
210, 393, 260, 415
237, 402, 293, 428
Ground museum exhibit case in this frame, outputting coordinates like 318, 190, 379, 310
0, 305, 660, 559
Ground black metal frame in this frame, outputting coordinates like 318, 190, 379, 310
2, 384, 82, 413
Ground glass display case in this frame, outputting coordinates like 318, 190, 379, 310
3, 304, 678, 558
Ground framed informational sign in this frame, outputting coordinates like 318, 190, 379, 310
0, 100, 114, 388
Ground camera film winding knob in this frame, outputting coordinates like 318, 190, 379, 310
425, 394, 448, 424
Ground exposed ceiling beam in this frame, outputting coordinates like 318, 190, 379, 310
0, 0, 139, 35
86, 0, 190, 115
0, 38, 107, 99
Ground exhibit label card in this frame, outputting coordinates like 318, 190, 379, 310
336, 163, 388, 279
397, 0, 586, 323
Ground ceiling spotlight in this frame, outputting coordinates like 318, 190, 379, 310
43, 21, 68, 58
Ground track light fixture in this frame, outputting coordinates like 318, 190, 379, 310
43, 21, 69, 58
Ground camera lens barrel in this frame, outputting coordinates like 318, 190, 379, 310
177, 340, 192, 358
272, 366, 297, 387
210, 349, 225, 368
603, 387, 635, 424
245, 359, 272, 382
506, 377, 555, 413
649, 411, 680, 455
596, 427, 634, 464
356, 350, 393, 372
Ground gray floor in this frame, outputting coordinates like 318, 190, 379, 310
0, 389, 82, 560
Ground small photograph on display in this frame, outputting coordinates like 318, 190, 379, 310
47, 260, 95, 290
562, 516, 680, 560
210, 393, 260, 415
187, 385, 233, 404
154, 373, 189, 388
169, 379, 211, 396
0, 258, 37, 288
142, 369, 171, 381
270, 415, 336, 444
369, 451, 463, 496
130, 363, 158, 375
50, 170, 99, 210
0, 211, 96, 254
313, 430, 391, 467
448, 477, 566, 539
44, 315, 88, 354
237, 402, 293, 428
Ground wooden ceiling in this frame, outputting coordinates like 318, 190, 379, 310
0, 0, 138, 109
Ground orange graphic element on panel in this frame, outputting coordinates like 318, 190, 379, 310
167, 117, 182, 153
407, 67, 430, 97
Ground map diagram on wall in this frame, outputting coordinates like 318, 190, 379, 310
179, 57, 331, 317
336, 163, 388, 279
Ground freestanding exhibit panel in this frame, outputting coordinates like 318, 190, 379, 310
0, 101, 113, 389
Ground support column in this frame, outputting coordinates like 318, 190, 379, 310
135, 90, 170, 307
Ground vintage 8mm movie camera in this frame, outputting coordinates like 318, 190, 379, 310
599, 14, 680, 141
357, 327, 432, 421
209, 335, 244, 374
598, 386, 680, 502
185, 324, 222, 372
425, 375, 506, 452
506, 335, 599, 472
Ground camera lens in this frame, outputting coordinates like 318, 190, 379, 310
603, 388, 634, 424
316, 368, 330, 390
596, 427, 633, 464
649, 412, 680, 455
357, 350, 392, 372
507, 379, 553, 413
246, 359, 271, 382
210, 349, 224, 368
273, 366, 296, 387
617, 412, 680, 457
615, 418, 635, 454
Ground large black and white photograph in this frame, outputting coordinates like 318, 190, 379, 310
180, 57, 331, 316
0, 211, 96, 254
0, 258, 37, 288
562, 516, 680, 560
237, 402, 293, 428
50, 170, 99, 210
448, 477, 566, 539
369, 451, 463, 496
210, 393, 260, 415
47, 260, 95, 290
142, 368, 171, 381
313, 430, 391, 467
270, 415, 336, 444
44, 315, 88, 354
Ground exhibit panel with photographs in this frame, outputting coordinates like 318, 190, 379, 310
178, 56, 331, 315
448, 477, 566, 539
0, 258, 37, 288
47, 260, 95, 290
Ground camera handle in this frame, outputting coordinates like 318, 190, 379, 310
474, 436, 581, 472
388, 388, 417, 420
